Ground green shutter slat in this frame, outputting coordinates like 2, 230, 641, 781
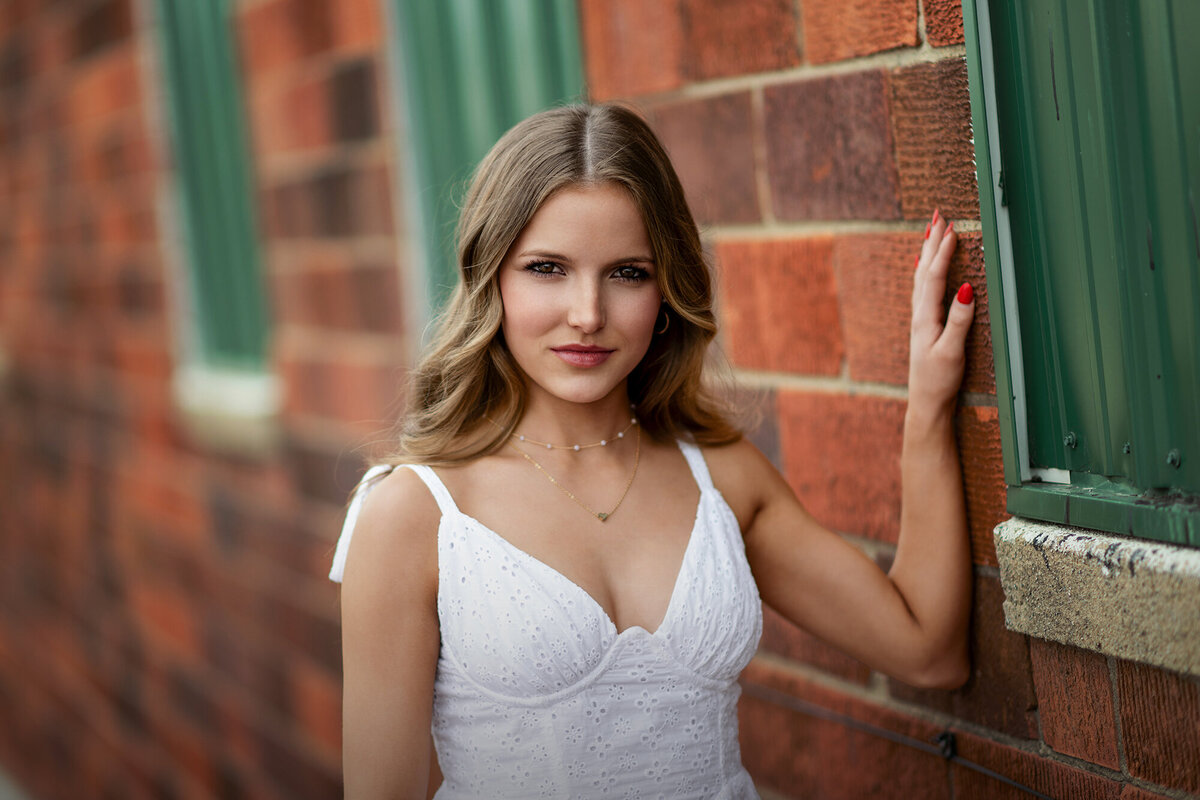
155, 0, 269, 368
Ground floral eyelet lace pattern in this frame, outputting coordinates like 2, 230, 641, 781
332, 441, 763, 799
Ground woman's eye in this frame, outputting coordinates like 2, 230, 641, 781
525, 261, 561, 276
614, 265, 650, 282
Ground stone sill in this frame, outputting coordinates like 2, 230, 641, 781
995, 517, 1200, 677
172, 364, 283, 459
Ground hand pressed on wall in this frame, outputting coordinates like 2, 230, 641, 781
909, 209, 975, 415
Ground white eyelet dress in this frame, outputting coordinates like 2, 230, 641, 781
329, 440, 764, 799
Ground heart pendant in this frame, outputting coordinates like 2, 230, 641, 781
596, 512, 609, 522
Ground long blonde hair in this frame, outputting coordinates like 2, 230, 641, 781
387, 103, 739, 466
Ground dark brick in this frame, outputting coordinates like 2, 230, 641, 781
1029, 638, 1119, 768
890, 575, 1038, 738
1117, 660, 1200, 793
285, 437, 371, 506
256, 724, 342, 800
680, 0, 800, 81
167, 665, 218, 734
290, 0, 335, 57
952, 730, 1122, 800
739, 659, 951, 799
74, 0, 132, 60
778, 391, 906, 542
890, 58, 978, 221
330, 58, 378, 142
760, 605, 872, 685
716, 237, 842, 375
648, 92, 760, 225
802, 0, 919, 64
925, 0, 965, 47
765, 72, 902, 221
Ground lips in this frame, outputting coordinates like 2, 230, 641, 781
551, 345, 615, 367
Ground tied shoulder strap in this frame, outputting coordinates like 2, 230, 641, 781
329, 463, 462, 583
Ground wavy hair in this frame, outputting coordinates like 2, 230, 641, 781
385, 103, 740, 466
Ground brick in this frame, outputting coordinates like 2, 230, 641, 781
680, 0, 800, 81
956, 405, 1006, 566
951, 730, 1121, 800
739, 658, 951, 799
278, 348, 403, 426
890, 57, 978, 221
760, 605, 872, 685
890, 574, 1038, 737
129, 581, 202, 660
73, 0, 132, 61
236, 0, 303, 79
66, 47, 141, 125
924, 0, 965, 47
765, 72, 902, 221
330, 58, 379, 143
290, 657, 342, 756
1116, 660, 1200, 793
802, 0, 919, 65
580, 0, 685, 100
715, 237, 842, 375
777, 391, 905, 542
648, 92, 760, 225
1029, 638, 1119, 768
330, 0, 384, 53
1119, 786, 1179, 800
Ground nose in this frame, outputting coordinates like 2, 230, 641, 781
566, 278, 605, 334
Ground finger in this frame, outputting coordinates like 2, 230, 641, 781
914, 221, 957, 330
936, 281, 976, 352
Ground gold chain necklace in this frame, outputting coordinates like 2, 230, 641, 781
508, 425, 641, 522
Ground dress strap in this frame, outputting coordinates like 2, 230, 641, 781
676, 439, 715, 492
328, 463, 460, 583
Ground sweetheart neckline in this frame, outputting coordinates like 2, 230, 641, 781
443, 492, 707, 638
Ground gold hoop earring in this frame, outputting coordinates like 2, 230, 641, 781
656, 308, 670, 335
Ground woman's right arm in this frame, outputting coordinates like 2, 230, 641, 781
339, 468, 442, 799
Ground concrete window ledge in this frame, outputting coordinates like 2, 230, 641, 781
172, 364, 283, 459
995, 517, 1200, 677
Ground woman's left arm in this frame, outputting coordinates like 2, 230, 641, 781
727, 213, 975, 689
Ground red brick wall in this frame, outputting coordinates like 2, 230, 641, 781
1, 1, 1197, 799
580, 1, 1200, 798
0, 0, 407, 796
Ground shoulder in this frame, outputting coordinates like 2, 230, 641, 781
699, 437, 790, 531
340, 466, 442, 600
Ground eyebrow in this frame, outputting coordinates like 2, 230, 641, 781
516, 250, 655, 264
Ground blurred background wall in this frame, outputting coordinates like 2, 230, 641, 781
0, 1, 1197, 799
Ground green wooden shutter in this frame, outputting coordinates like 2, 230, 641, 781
965, 0, 1200, 545
389, 0, 586, 306
155, 0, 270, 369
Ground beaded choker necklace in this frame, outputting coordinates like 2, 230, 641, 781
511, 411, 639, 452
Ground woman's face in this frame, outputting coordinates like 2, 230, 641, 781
498, 182, 662, 409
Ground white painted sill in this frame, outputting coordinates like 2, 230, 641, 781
172, 364, 283, 459
994, 517, 1200, 677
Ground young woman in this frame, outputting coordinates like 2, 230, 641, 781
329, 103, 975, 799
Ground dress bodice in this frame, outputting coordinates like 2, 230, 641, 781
330, 440, 763, 799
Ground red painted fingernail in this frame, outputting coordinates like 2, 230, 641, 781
932, 208, 940, 226
914, 254, 920, 269
924, 222, 931, 240
943, 221, 954, 237
956, 282, 973, 304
